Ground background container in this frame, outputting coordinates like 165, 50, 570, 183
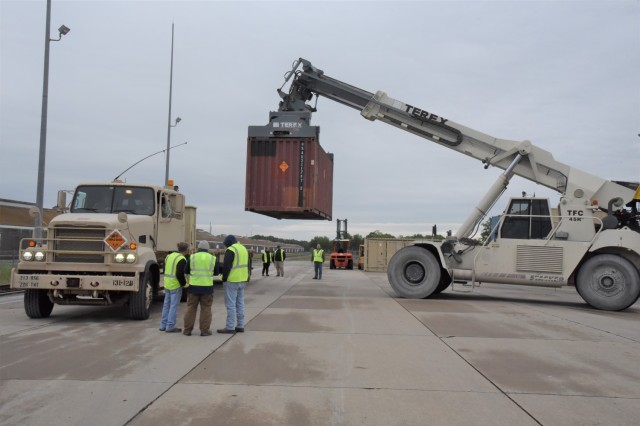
245, 134, 333, 220
364, 238, 414, 272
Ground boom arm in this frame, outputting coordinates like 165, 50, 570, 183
277, 58, 636, 224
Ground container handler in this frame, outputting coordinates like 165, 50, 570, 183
10, 180, 196, 320
271, 58, 640, 311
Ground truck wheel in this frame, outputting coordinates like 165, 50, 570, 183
433, 275, 452, 295
387, 246, 441, 299
24, 290, 54, 319
330, 260, 336, 270
129, 272, 153, 320
347, 260, 353, 270
576, 254, 640, 311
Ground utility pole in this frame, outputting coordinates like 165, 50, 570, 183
35, 0, 70, 239
164, 23, 179, 186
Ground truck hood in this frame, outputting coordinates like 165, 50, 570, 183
50, 213, 153, 228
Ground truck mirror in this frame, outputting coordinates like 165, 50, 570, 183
57, 191, 67, 211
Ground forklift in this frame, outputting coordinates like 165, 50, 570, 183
330, 219, 353, 270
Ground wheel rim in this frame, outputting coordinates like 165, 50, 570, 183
403, 261, 426, 285
591, 267, 625, 297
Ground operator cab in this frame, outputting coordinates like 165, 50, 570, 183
499, 197, 553, 240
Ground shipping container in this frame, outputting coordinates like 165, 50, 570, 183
246, 112, 333, 220
364, 238, 414, 272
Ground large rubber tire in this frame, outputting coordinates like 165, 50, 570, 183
347, 260, 354, 270
433, 275, 452, 295
24, 290, 54, 319
387, 246, 441, 299
330, 260, 336, 270
576, 254, 640, 311
129, 271, 153, 320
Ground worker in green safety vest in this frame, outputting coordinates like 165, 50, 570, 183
312, 244, 325, 280
160, 242, 190, 333
217, 235, 250, 334
183, 240, 218, 336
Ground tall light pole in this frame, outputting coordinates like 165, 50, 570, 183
35, 0, 70, 239
164, 23, 180, 186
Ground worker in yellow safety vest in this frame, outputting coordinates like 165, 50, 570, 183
312, 244, 325, 280
183, 240, 218, 336
217, 235, 250, 334
160, 242, 189, 333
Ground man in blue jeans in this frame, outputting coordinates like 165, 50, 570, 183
217, 235, 250, 334
160, 242, 189, 333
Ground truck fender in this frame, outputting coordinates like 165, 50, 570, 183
585, 230, 640, 274
412, 242, 452, 282
142, 260, 160, 292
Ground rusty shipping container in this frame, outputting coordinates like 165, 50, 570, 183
246, 111, 333, 220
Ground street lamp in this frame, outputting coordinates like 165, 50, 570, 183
164, 24, 179, 187
35, 0, 70, 239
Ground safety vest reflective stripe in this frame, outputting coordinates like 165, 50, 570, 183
227, 243, 249, 282
189, 252, 216, 286
313, 249, 324, 262
164, 252, 185, 290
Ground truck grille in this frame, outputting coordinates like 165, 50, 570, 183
53, 226, 106, 263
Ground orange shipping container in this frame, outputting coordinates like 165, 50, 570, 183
246, 113, 333, 220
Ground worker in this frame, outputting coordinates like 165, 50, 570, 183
274, 245, 286, 277
261, 248, 273, 276
218, 235, 250, 334
159, 242, 189, 333
183, 240, 217, 336
312, 243, 325, 280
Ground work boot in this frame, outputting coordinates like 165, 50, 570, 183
166, 328, 182, 333
183, 330, 192, 336
217, 328, 236, 334
200, 330, 213, 336
235, 327, 245, 333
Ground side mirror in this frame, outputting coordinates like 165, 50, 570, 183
57, 191, 67, 211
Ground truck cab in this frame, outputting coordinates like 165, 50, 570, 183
11, 180, 196, 320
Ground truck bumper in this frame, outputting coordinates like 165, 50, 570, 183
11, 269, 141, 292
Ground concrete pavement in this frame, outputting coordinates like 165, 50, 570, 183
1, 261, 639, 425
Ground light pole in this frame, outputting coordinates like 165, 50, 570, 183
35, 0, 70, 239
164, 23, 180, 186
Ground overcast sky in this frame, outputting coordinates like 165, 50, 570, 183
1, 0, 639, 241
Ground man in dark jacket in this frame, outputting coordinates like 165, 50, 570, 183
274, 245, 286, 277
183, 240, 218, 336
218, 235, 250, 334
261, 249, 273, 276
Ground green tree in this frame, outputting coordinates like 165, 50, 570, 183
479, 217, 496, 243
366, 230, 395, 239
351, 233, 364, 249
309, 236, 332, 251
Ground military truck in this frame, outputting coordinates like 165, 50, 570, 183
10, 180, 196, 320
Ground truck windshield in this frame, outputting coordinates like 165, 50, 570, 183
70, 185, 155, 216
